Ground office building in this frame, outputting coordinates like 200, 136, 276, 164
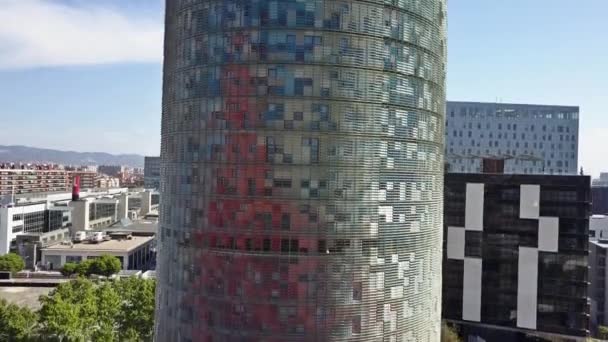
155, 0, 447, 340
443, 173, 590, 340
41, 232, 155, 271
446, 101, 579, 175
0, 188, 158, 267
0, 203, 71, 255
143, 156, 160, 189
592, 185, 608, 215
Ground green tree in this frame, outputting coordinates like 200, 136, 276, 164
442, 323, 461, 342
93, 282, 121, 342
0, 298, 37, 341
75, 255, 122, 277
0, 253, 25, 274
60, 262, 78, 277
37, 277, 156, 341
115, 277, 156, 341
599, 325, 608, 340
38, 278, 98, 341
94, 255, 122, 277
75, 259, 93, 277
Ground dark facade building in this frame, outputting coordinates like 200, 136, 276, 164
443, 173, 590, 339
143, 156, 160, 189
156, 0, 447, 341
592, 186, 608, 215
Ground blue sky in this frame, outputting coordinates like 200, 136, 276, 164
0, 0, 606, 176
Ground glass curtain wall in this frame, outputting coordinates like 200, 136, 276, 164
156, 0, 447, 340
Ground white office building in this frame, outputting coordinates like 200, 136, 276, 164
446, 101, 579, 174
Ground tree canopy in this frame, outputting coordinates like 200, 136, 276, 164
0, 298, 37, 341
599, 325, 608, 340
61, 255, 123, 278
0, 277, 155, 341
37, 277, 155, 341
0, 253, 25, 274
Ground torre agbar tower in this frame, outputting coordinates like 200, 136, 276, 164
156, 0, 447, 340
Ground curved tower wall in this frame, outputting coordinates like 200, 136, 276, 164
156, 0, 447, 340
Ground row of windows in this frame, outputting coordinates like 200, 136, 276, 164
172, 65, 441, 113
448, 106, 578, 121
448, 121, 575, 133
450, 131, 576, 143
176, 0, 445, 53
177, 31, 442, 85
448, 149, 575, 161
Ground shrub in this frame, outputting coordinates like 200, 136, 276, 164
0, 253, 25, 274
74, 255, 122, 277
60, 262, 78, 277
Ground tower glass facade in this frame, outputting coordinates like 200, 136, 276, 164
156, 0, 447, 340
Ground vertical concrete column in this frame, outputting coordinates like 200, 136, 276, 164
117, 193, 129, 220
0, 207, 11, 255
141, 191, 151, 216
69, 199, 90, 236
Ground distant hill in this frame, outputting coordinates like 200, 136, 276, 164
0, 145, 146, 168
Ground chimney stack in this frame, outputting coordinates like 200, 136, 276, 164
72, 175, 80, 201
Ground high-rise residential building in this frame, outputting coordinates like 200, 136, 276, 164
0, 164, 97, 196
68, 171, 96, 190
443, 173, 590, 340
143, 156, 160, 189
445, 101, 579, 175
156, 0, 447, 340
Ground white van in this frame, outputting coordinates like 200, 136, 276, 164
88, 232, 104, 243
73, 231, 87, 243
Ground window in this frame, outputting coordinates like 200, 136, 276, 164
66, 256, 82, 263
263, 239, 271, 252
273, 179, 292, 188
281, 214, 291, 230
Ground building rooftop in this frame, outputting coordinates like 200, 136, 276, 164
42, 235, 154, 253
105, 218, 158, 235
591, 239, 608, 248
447, 100, 579, 110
